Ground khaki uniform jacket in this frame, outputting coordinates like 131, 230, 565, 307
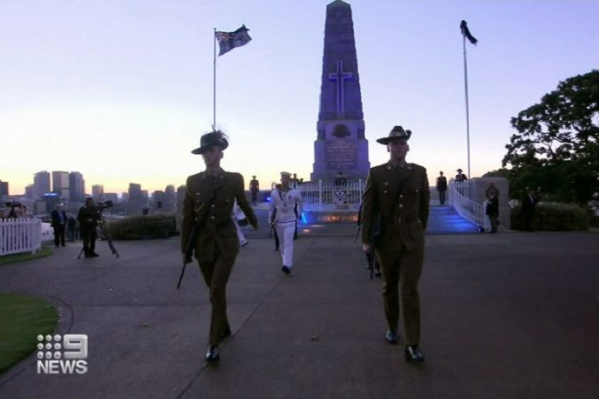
181, 170, 258, 262
361, 162, 430, 252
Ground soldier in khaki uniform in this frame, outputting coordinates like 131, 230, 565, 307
361, 125, 430, 363
181, 130, 258, 363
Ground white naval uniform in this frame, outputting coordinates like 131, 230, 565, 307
268, 187, 302, 268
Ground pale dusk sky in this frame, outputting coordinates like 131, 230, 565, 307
1, 0, 598, 195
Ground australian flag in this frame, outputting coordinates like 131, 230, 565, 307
215, 25, 252, 56
460, 20, 478, 45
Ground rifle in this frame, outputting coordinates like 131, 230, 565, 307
177, 222, 199, 289
177, 200, 210, 290
358, 204, 382, 280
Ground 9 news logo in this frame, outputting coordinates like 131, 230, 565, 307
36, 334, 88, 375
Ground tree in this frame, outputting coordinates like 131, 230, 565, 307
503, 70, 599, 203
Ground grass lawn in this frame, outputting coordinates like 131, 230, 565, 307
0, 293, 59, 375
0, 245, 53, 267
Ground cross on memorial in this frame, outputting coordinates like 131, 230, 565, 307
328, 60, 353, 115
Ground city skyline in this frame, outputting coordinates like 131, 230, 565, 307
2, 0, 599, 194
1, 168, 178, 200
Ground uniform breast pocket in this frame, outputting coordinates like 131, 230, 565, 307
377, 187, 391, 211
216, 189, 235, 208
406, 186, 421, 202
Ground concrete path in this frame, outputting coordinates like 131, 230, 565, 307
0, 230, 598, 399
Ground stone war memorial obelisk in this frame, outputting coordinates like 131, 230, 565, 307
311, 0, 369, 182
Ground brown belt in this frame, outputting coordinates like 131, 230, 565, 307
205, 219, 233, 232
392, 214, 420, 225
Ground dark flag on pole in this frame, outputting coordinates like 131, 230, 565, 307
215, 25, 252, 56
460, 20, 478, 45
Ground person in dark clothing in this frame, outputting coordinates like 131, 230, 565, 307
436, 171, 448, 205
249, 175, 259, 204
522, 189, 538, 231
77, 197, 100, 257
67, 216, 77, 241
486, 192, 499, 233
51, 204, 68, 247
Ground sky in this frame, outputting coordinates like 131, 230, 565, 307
1, 0, 599, 195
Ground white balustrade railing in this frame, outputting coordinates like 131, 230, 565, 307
0, 218, 43, 256
449, 181, 489, 231
294, 180, 364, 210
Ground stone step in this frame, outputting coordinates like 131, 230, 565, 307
241, 204, 480, 238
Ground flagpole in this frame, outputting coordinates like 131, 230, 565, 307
462, 33, 471, 180
213, 28, 217, 129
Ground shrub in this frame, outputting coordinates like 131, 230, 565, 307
511, 202, 589, 231
107, 215, 178, 240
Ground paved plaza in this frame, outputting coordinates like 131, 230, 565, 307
0, 228, 598, 399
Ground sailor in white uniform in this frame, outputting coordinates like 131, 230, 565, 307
268, 171, 303, 274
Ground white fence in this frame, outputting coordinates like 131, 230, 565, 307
449, 181, 490, 231
294, 180, 364, 210
0, 218, 43, 256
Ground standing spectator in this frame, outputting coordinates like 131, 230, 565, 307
485, 182, 500, 200
485, 190, 499, 234
455, 168, 468, 182
436, 171, 448, 205
78, 197, 100, 257
249, 175, 259, 204
51, 204, 67, 247
522, 189, 538, 231
67, 215, 77, 241
290, 173, 301, 189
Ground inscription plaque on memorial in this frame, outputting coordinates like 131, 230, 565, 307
326, 140, 356, 170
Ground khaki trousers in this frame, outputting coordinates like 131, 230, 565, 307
376, 247, 424, 346
198, 256, 236, 346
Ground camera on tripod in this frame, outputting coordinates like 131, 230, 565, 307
95, 200, 113, 212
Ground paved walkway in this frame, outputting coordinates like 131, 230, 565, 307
0, 229, 598, 399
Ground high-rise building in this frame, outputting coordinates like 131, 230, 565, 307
164, 185, 176, 211
153, 190, 165, 209
92, 185, 104, 201
69, 172, 85, 202
34, 171, 51, 199
0, 180, 9, 198
25, 185, 34, 198
43, 193, 61, 214
128, 183, 144, 208
52, 171, 70, 200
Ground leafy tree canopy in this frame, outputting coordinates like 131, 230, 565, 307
503, 70, 599, 203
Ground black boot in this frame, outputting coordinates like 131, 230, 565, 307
385, 330, 399, 345
404, 345, 425, 363
205, 345, 220, 363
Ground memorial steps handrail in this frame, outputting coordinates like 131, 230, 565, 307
0, 217, 42, 256
450, 181, 489, 231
